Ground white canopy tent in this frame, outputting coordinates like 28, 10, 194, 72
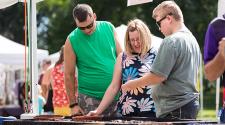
48, 51, 60, 64
0, 35, 48, 67
127, 0, 152, 6
0, 0, 43, 117
115, 24, 127, 50
0, 0, 43, 9
0, 35, 48, 108
218, 0, 225, 17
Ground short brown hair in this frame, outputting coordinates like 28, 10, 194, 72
152, 1, 183, 22
73, 4, 93, 22
125, 19, 151, 56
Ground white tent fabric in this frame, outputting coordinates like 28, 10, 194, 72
127, 0, 153, 6
0, 0, 18, 9
0, 35, 49, 66
115, 24, 127, 50
0, 0, 43, 9
218, 0, 225, 17
48, 51, 60, 63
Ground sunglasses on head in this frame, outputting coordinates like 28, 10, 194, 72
78, 20, 94, 30
156, 13, 173, 29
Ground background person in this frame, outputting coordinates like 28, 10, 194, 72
38, 59, 51, 86
41, 63, 54, 114
204, 13, 225, 85
51, 46, 78, 116
38, 59, 54, 113
38, 85, 46, 115
203, 13, 225, 123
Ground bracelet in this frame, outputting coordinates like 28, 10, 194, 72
69, 102, 78, 108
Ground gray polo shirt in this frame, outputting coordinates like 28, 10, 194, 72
151, 26, 201, 118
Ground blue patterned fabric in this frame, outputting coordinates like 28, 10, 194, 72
117, 48, 157, 117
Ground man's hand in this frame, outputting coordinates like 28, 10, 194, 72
218, 37, 225, 59
71, 105, 85, 116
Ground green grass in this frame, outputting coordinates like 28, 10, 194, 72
196, 86, 223, 121
197, 109, 217, 121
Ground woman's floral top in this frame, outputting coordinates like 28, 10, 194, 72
52, 64, 69, 107
117, 48, 157, 117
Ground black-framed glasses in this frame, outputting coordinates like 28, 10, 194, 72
78, 20, 94, 30
156, 13, 173, 29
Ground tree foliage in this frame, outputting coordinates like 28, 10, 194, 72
0, 3, 24, 44
0, 0, 218, 54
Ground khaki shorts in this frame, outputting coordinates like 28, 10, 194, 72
78, 93, 117, 116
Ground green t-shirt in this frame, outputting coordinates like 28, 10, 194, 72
69, 21, 117, 99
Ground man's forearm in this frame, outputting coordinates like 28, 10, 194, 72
205, 53, 225, 81
136, 73, 165, 86
65, 75, 77, 105
124, 72, 165, 90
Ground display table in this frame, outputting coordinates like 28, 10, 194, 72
3, 117, 217, 125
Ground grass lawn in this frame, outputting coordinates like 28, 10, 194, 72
197, 109, 217, 121
197, 85, 222, 122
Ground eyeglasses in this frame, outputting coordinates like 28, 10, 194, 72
156, 13, 173, 29
130, 38, 140, 43
78, 20, 94, 30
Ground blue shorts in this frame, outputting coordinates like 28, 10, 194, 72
163, 97, 199, 119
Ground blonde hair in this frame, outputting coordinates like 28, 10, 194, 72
125, 19, 151, 56
152, 1, 183, 22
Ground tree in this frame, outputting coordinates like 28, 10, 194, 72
0, 0, 218, 54
0, 3, 24, 45
37, 0, 217, 53
37, 0, 145, 53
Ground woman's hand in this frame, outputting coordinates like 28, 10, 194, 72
86, 110, 100, 116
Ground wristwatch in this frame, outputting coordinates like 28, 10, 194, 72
69, 102, 78, 108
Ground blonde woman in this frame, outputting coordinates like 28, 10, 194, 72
88, 19, 160, 117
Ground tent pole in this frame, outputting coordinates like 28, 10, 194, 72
216, 78, 220, 118
30, 0, 38, 115
200, 56, 203, 111
20, 0, 39, 119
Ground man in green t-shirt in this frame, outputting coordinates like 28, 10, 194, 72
64, 4, 122, 116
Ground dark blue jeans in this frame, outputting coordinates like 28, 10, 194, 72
164, 98, 199, 120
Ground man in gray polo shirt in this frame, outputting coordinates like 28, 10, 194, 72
122, 1, 201, 119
